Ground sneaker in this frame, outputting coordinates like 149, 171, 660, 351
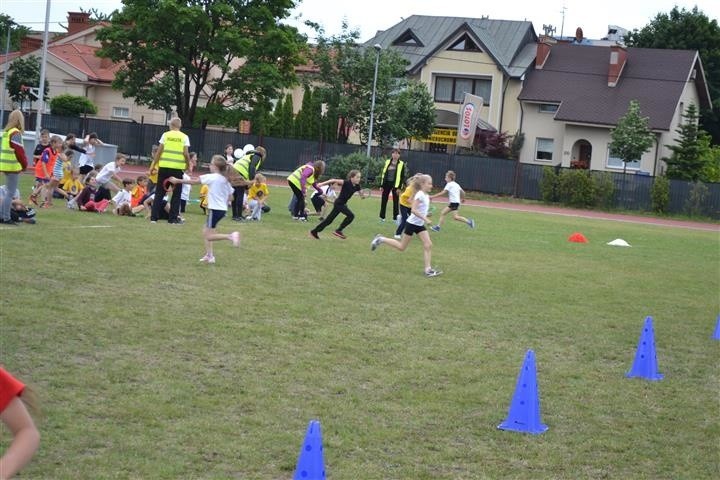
333, 231, 347, 239
232, 216, 243, 222
379, 218, 386, 223
66, 198, 77, 209
370, 234, 382, 251
199, 254, 216, 264
393, 234, 402, 240
425, 268, 443, 278
468, 219, 476, 229
230, 231, 240, 247
430, 225, 440, 232
298, 217, 308, 222
309, 230, 319, 239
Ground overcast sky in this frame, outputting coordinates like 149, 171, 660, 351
4, 0, 719, 42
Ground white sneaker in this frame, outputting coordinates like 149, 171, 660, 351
393, 234, 401, 240
199, 254, 216, 264
370, 234, 382, 251
425, 268, 443, 277
230, 231, 240, 247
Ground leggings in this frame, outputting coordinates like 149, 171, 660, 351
312, 204, 354, 233
288, 182, 306, 219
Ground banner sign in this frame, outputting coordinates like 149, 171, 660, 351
456, 93, 483, 148
422, 128, 457, 145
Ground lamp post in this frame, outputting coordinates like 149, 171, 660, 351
365, 43, 382, 159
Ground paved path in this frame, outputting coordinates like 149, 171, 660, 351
117, 166, 719, 233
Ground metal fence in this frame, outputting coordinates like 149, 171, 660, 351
7, 110, 719, 219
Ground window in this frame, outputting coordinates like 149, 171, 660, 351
434, 76, 491, 104
392, 29, 423, 47
539, 104, 558, 113
112, 106, 130, 118
535, 138, 554, 161
449, 34, 481, 52
607, 147, 640, 170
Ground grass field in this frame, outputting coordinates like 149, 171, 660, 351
1, 177, 718, 479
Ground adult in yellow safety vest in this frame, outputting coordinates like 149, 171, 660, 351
1, 110, 28, 225
149, 117, 190, 224
229, 146, 266, 221
287, 160, 325, 220
378, 148, 406, 223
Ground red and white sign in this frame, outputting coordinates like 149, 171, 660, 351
456, 93, 483, 148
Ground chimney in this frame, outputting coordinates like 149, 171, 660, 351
20, 37, 43, 54
608, 44, 627, 87
535, 38, 555, 70
67, 12, 91, 36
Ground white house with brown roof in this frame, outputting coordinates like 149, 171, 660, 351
0, 12, 168, 124
518, 39, 711, 174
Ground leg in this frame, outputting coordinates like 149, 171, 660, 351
167, 169, 184, 222
417, 230, 433, 272
391, 187, 399, 220
379, 184, 391, 220
335, 205, 354, 232
1, 173, 19, 221
395, 205, 410, 236
231, 186, 243, 219
312, 205, 340, 234
151, 168, 171, 221
377, 233, 412, 252
436, 206, 451, 227
452, 210, 470, 224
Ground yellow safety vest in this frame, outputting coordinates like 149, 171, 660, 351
233, 152, 263, 180
0, 128, 22, 173
158, 130, 188, 169
381, 159, 405, 188
288, 163, 315, 191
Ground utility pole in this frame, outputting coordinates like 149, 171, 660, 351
559, 5, 567, 38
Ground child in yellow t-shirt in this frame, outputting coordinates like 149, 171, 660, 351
247, 173, 269, 221
61, 168, 84, 200
394, 173, 420, 239
199, 184, 209, 215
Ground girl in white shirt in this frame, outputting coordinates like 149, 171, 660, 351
429, 170, 475, 231
168, 155, 240, 264
370, 174, 442, 277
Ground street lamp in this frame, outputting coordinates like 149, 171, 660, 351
366, 43, 382, 158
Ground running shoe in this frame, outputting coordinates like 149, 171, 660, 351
430, 225, 440, 232
309, 230, 319, 239
199, 254, 216, 264
370, 234, 382, 251
332, 231, 347, 239
425, 268, 443, 277
468, 219, 476, 229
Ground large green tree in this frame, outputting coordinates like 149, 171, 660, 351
625, 6, 720, 144
610, 100, 655, 173
7, 56, 49, 105
663, 103, 711, 181
0, 15, 31, 52
96, 0, 305, 128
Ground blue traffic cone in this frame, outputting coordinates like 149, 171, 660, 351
626, 316, 664, 381
713, 315, 720, 340
498, 349, 548, 434
293, 420, 326, 480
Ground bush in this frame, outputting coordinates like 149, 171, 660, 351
593, 172, 616, 209
651, 175, 670, 213
540, 166, 559, 203
557, 169, 595, 207
49, 94, 98, 116
684, 181, 709, 217
324, 152, 383, 185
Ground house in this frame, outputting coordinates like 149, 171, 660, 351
0, 12, 168, 124
363, 15, 537, 151
518, 39, 711, 174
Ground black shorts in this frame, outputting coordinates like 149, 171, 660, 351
448, 202, 460, 211
206, 209, 226, 228
310, 195, 325, 212
403, 223, 427, 236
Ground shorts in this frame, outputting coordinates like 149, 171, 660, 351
448, 202, 460, 211
310, 195, 325, 212
403, 223, 427, 236
35, 177, 50, 184
206, 209, 226, 229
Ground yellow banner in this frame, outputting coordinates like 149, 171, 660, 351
422, 128, 457, 145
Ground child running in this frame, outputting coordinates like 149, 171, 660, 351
309, 169, 368, 240
429, 170, 475, 231
168, 155, 239, 264
371, 174, 442, 277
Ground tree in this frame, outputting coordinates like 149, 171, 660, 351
7, 56, 49, 106
625, 6, 720, 144
610, 100, 655, 174
663, 103, 711, 181
0, 14, 31, 52
96, 0, 305, 128
49, 94, 98, 116
389, 81, 435, 146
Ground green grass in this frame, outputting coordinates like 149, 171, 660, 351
1, 176, 718, 479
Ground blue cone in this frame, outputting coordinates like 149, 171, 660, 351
498, 349, 548, 434
713, 315, 720, 340
626, 316, 664, 381
293, 420, 326, 480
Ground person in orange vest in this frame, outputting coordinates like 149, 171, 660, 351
148, 117, 190, 224
0, 110, 28, 224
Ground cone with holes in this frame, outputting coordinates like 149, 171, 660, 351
498, 349, 548, 434
626, 316, 664, 381
293, 420, 326, 480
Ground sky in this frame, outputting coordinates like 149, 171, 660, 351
3, 0, 719, 42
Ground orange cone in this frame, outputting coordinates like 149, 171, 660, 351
568, 232, 588, 243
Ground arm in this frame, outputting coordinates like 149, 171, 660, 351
40, 152, 50, 179
0, 397, 41, 480
429, 189, 446, 200
10, 133, 27, 170
317, 179, 343, 188
247, 155, 261, 180
182, 146, 190, 171
167, 176, 201, 186
460, 187, 466, 203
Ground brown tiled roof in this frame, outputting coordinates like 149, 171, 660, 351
519, 44, 709, 131
48, 43, 121, 82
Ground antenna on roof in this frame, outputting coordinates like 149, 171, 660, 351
542, 24, 556, 37
560, 5, 567, 38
